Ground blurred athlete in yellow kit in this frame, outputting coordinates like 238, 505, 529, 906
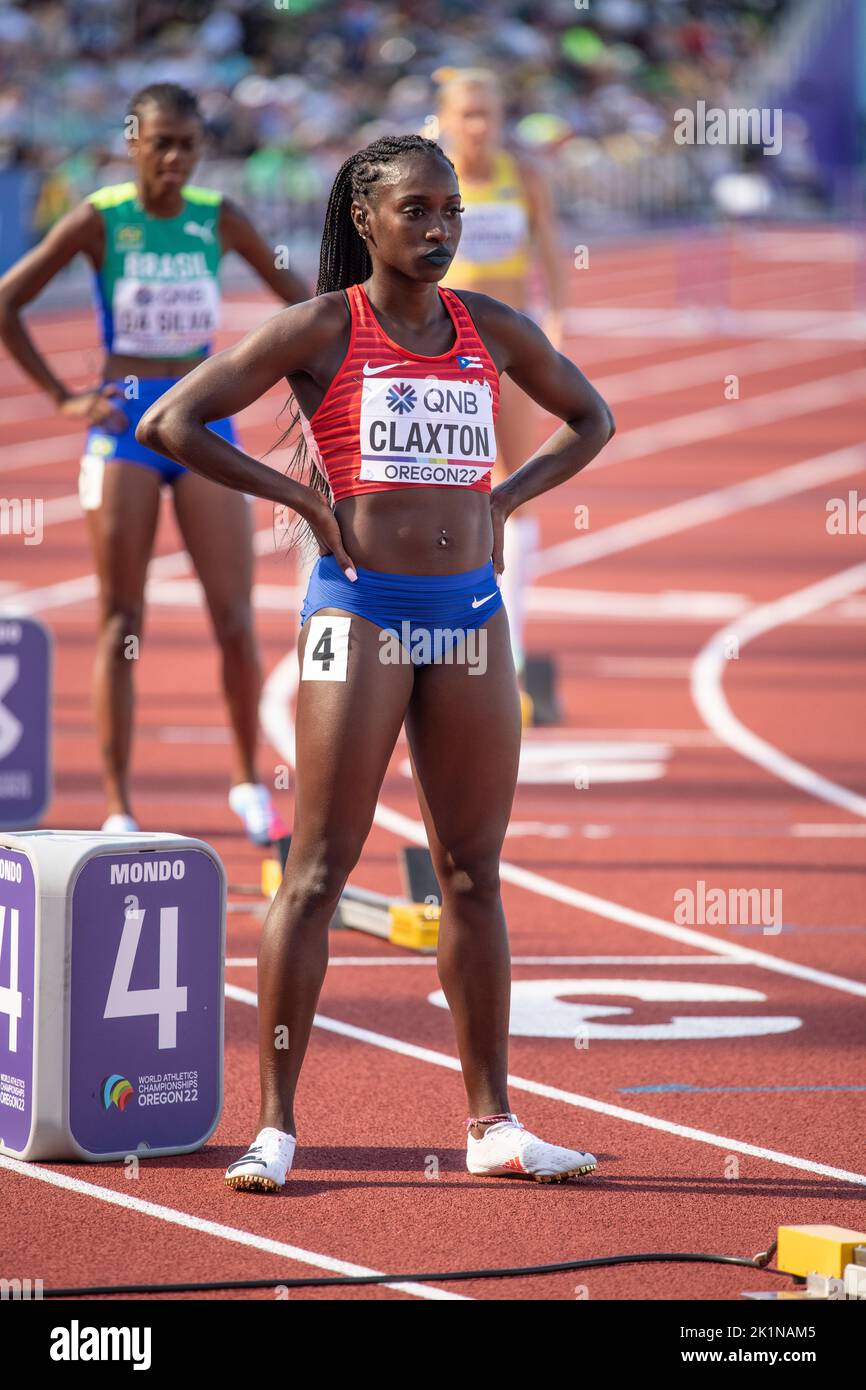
435, 67, 567, 722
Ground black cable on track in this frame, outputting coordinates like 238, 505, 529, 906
42, 1245, 781, 1297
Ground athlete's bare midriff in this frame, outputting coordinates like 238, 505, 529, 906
102, 351, 207, 381
334, 486, 495, 574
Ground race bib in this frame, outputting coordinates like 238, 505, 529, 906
111, 277, 219, 355
359, 374, 495, 487
78, 453, 105, 511
458, 201, 529, 265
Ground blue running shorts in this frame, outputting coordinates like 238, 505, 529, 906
299, 554, 504, 667
78, 376, 237, 507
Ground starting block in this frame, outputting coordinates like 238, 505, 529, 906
0, 830, 225, 1162
742, 1224, 866, 1300
261, 836, 441, 952
524, 654, 561, 727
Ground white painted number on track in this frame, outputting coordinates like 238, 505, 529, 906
301, 615, 350, 682
427, 978, 802, 1041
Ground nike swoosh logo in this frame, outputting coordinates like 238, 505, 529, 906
362, 360, 412, 376
471, 593, 497, 608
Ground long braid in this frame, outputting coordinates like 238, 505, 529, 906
265, 134, 455, 557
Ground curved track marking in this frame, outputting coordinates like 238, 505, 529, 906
692, 562, 866, 819
260, 653, 866, 1001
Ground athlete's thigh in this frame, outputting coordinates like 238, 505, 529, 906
85, 460, 162, 614
404, 605, 521, 857
293, 607, 414, 851
171, 468, 254, 618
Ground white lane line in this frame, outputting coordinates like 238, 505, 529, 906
40, 494, 87, 526
46, 288, 776, 435
564, 307, 866, 340
2, 522, 286, 615
792, 824, 866, 837
146, 578, 306, 612
260, 649, 866, 1001
160, 726, 232, 744
225, 983, 866, 1187
592, 335, 856, 404
592, 368, 866, 473
692, 563, 866, 819
0, 345, 104, 389
534, 443, 866, 577
24, 439, 862, 617
16, 572, 861, 634
0, 1154, 467, 1300
526, 728, 722, 746
136, 581, 749, 625
591, 658, 694, 677
5, 552, 183, 616
0, 386, 288, 442
5, 349, 863, 518
226, 954, 745, 968
527, 589, 749, 621
0, 434, 106, 474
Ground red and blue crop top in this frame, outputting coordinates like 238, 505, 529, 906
299, 282, 500, 503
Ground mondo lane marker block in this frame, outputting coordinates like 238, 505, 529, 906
0, 830, 225, 1162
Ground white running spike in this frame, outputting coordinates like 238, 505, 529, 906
225, 1127, 297, 1192
467, 1113, 597, 1182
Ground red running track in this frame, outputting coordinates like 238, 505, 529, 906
1, 227, 865, 1300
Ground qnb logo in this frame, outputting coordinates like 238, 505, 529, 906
50, 1322, 152, 1371
101, 1074, 135, 1111
386, 382, 417, 415
109, 859, 186, 884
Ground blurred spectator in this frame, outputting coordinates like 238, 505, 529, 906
0, 0, 824, 230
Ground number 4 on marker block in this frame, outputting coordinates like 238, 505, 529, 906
0, 905, 23, 1052
104, 904, 188, 1049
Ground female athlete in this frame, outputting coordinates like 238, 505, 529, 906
436, 68, 568, 721
136, 134, 615, 1191
0, 82, 308, 841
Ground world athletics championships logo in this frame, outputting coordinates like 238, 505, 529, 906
386, 383, 417, 414
101, 1074, 135, 1111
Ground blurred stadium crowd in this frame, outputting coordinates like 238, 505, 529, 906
0, 0, 828, 239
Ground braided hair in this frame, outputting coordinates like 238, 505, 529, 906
266, 134, 456, 557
